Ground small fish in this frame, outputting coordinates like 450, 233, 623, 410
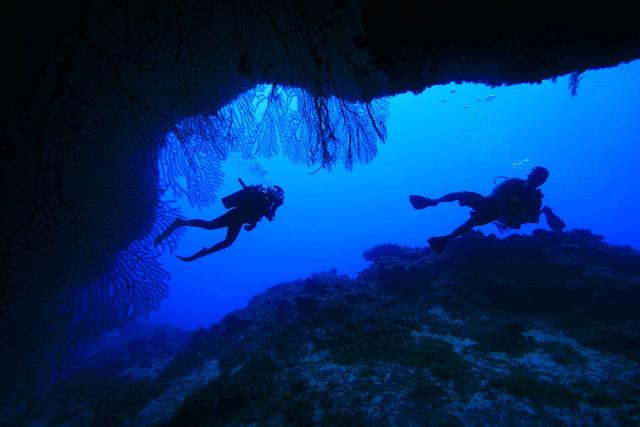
463, 105, 469, 109
475, 97, 482, 102
449, 89, 456, 94
484, 94, 496, 101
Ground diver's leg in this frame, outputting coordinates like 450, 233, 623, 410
410, 191, 485, 210
428, 218, 479, 254
176, 222, 243, 262
154, 218, 184, 246
436, 191, 485, 208
155, 210, 238, 246
446, 218, 479, 239
180, 210, 239, 230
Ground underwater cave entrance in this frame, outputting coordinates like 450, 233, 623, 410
150, 60, 640, 328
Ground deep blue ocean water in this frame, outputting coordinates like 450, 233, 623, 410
150, 59, 640, 329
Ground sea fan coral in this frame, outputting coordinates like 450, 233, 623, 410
159, 85, 389, 211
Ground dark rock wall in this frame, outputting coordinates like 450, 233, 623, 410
364, 3, 640, 92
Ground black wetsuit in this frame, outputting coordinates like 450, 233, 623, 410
155, 186, 281, 261
491, 178, 543, 228
412, 168, 563, 254
415, 178, 548, 254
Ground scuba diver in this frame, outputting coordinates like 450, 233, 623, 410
155, 179, 284, 262
409, 166, 566, 254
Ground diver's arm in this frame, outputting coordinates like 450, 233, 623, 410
541, 206, 566, 231
243, 211, 262, 230
265, 204, 276, 222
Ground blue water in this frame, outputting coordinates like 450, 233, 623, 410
150, 59, 640, 329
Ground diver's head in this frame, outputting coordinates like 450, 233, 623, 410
527, 166, 549, 188
267, 185, 285, 207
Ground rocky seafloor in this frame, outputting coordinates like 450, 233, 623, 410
8, 230, 640, 426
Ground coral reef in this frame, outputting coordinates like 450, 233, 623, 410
10, 229, 640, 426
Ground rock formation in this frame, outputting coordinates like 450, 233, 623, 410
9, 230, 640, 425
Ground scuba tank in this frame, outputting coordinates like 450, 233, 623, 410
222, 178, 262, 209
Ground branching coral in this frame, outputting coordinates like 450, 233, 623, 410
64, 202, 182, 338
159, 84, 389, 210
282, 88, 388, 171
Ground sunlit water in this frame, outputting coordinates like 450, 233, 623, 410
150, 60, 640, 329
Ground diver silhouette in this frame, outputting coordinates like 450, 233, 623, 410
410, 166, 565, 254
155, 179, 284, 261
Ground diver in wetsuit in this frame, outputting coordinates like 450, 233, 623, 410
155, 179, 284, 261
410, 166, 565, 254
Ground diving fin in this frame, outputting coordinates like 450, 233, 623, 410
409, 195, 437, 210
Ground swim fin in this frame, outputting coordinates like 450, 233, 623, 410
409, 195, 437, 210
177, 247, 209, 262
